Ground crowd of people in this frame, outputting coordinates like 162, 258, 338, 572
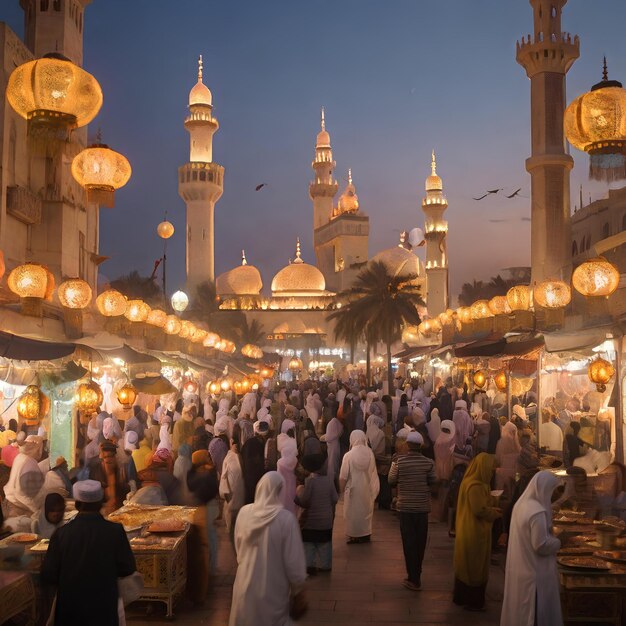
0, 372, 614, 625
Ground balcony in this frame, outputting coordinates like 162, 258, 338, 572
6, 185, 42, 225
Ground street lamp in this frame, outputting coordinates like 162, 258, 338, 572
157, 215, 175, 308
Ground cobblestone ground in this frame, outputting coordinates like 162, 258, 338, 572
128, 501, 505, 625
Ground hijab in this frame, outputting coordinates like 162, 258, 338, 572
239, 471, 285, 544
157, 424, 172, 453
426, 407, 441, 442
366, 415, 385, 453
511, 470, 559, 525
124, 430, 138, 451
498, 421, 521, 455
102, 417, 116, 441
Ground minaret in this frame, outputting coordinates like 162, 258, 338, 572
517, 0, 579, 283
309, 108, 338, 230
178, 55, 224, 295
422, 151, 449, 316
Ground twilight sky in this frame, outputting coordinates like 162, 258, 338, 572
3, 0, 626, 302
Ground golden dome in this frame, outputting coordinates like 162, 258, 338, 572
216, 250, 263, 296
337, 169, 359, 214
189, 55, 212, 107
271, 239, 326, 295
425, 150, 442, 192
316, 106, 331, 148
370, 243, 422, 283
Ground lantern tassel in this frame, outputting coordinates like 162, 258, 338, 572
27, 111, 76, 157
589, 152, 626, 182
86, 185, 115, 208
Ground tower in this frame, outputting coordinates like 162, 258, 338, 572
422, 151, 449, 316
309, 108, 338, 231
178, 56, 224, 295
517, 0, 579, 283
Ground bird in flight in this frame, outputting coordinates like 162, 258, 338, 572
473, 189, 503, 201
255, 183, 267, 192
506, 188, 522, 199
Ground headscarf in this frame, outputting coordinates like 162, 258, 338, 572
350, 429, 367, 448
512, 404, 527, 421
191, 449, 211, 467
239, 471, 285, 544
498, 421, 521, 455
366, 415, 385, 454
460, 452, 496, 492
21, 435, 43, 460
426, 407, 441, 442
411, 406, 426, 426
434, 419, 457, 481
281, 419, 295, 434
102, 417, 115, 441
124, 430, 138, 451
214, 416, 229, 436
156, 424, 172, 453
453, 400, 473, 448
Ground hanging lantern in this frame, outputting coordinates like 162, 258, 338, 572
157, 221, 175, 239
220, 376, 233, 391
402, 325, 420, 344
242, 344, 263, 359
6, 54, 103, 151
203, 332, 220, 348
116, 383, 137, 409
564, 62, 626, 181
124, 299, 151, 322
146, 308, 167, 328
164, 315, 182, 335
534, 280, 572, 309
260, 366, 275, 379
506, 285, 532, 311
183, 379, 199, 394
171, 290, 189, 312
8, 263, 55, 316
192, 328, 208, 344
17, 385, 49, 427
456, 307, 472, 324
289, 357, 303, 370
588, 357, 615, 393
71, 143, 132, 207
96, 289, 127, 317
178, 320, 195, 339
437, 310, 454, 326
76, 380, 104, 416
572, 257, 620, 297
494, 370, 507, 391
488, 295, 511, 316
58, 278, 92, 309
470, 300, 493, 320
473, 370, 487, 389
207, 380, 220, 395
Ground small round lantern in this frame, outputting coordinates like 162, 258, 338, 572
470, 300, 493, 320
146, 309, 167, 328
58, 278, 92, 309
506, 285, 532, 311
171, 290, 189, 312
220, 376, 233, 392
116, 383, 137, 409
71, 143, 132, 207
203, 332, 220, 348
534, 280, 572, 309
588, 357, 615, 393
124, 299, 151, 322
289, 357, 303, 371
192, 328, 208, 343
572, 257, 620, 298
76, 380, 104, 417
183, 379, 199, 394
456, 307, 472, 324
494, 370, 507, 391
164, 315, 182, 335
488, 295, 511, 316
157, 221, 175, 239
260, 366, 275, 379
420, 318, 442, 336
473, 370, 487, 389
207, 380, 220, 395
96, 289, 127, 317
8, 263, 55, 316
178, 320, 195, 339
17, 385, 49, 427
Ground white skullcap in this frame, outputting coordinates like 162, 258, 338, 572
407, 431, 424, 445
73, 479, 104, 503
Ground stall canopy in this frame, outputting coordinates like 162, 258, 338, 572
542, 327, 612, 353
454, 333, 544, 358
0, 330, 77, 361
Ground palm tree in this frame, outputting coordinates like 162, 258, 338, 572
458, 279, 487, 306
233, 317, 266, 346
330, 261, 424, 392
109, 270, 162, 305
328, 302, 362, 365
190, 280, 243, 341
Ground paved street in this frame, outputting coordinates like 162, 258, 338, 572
128, 500, 505, 626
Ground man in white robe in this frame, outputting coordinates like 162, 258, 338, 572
3, 436, 44, 518
229, 472, 306, 626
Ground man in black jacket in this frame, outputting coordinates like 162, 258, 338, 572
41, 479, 136, 625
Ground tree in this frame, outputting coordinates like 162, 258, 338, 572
232, 317, 266, 346
109, 271, 161, 305
329, 261, 424, 392
190, 280, 244, 341
457, 269, 532, 306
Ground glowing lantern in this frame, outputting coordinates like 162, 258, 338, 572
157, 221, 175, 239
402, 325, 420, 344
488, 296, 511, 316
588, 357, 615, 393
171, 290, 189, 312
178, 320, 195, 339
96, 290, 127, 317
17, 385, 49, 426
207, 380, 220, 394
437, 310, 453, 326
220, 376, 233, 391
116, 383, 137, 409
164, 315, 182, 335
192, 328, 208, 343
242, 344, 263, 359
470, 300, 492, 320
506, 285, 532, 311
58, 278, 92, 309
289, 357, 303, 370
534, 280, 572, 309
494, 370, 507, 391
260, 366, 275, 379
456, 307, 472, 324
124, 300, 151, 322
473, 370, 487, 389
572, 257, 620, 297
76, 380, 104, 416
146, 309, 167, 328
8, 263, 54, 299
420, 318, 442, 336
6, 54, 103, 148
203, 332, 220, 348
183, 379, 199, 394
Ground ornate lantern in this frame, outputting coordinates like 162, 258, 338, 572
203, 332, 220, 348
192, 328, 207, 344
420, 318, 442, 336
289, 357, 303, 371
171, 290, 189, 312
506, 285, 532, 311
534, 280, 572, 309
146, 308, 167, 328
242, 344, 263, 359
76, 380, 104, 417
220, 376, 233, 392
494, 370, 507, 391
96, 289, 127, 316
260, 366, 275, 379
6, 54, 103, 150
470, 300, 493, 320
17, 385, 49, 427
58, 278, 92, 309
124, 300, 151, 322
164, 315, 182, 335
564, 61, 626, 181
178, 320, 195, 339
402, 325, 420, 344
8, 263, 55, 316
157, 221, 175, 239
473, 370, 487, 389
116, 383, 137, 409
572, 257, 620, 297
207, 380, 220, 395
488, 295, 511, 316
71, 143, 132, 207
437, 310, 454, 326
183, 379, 199, 394
588, 357, 615, 393
456, 307, 472, 324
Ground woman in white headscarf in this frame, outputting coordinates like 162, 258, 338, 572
426, 407, 442, 443
320, 414, 343, 482
495, 422, 521, 491
339, 430, 380, 543
453, 400, 473, 449
277, 445, 298, 515
500, 471, 562, 626
229, 472, 307, 626
434, 420, 457, 482
366, 415, 385, 457
304, 393, 320, 430
156, 423, 173, 454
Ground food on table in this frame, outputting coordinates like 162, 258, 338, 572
558, 556, 611, 570
9, 533, 38, 543
147, 519, 185, 533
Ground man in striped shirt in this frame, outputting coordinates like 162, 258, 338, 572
388, 430, 436, 591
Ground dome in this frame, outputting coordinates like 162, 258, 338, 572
271, 239, 326, 295
370, 244, 423, 284
337, 169, 359, 214
188, 55, 212, 107
316, 129, 331, 148
216, 251, 263, 296
425, 150, 442, 191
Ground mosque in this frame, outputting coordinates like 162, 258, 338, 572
177, 59, 450, 360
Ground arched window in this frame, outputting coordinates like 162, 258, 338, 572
572, 241, 578, 257
602, 222, 610, 239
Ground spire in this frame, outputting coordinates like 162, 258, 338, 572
294, 237, 303, 263
198, 54, 203, 81
425, 150, 443, 192
348, 168, 352, 185
431, 150, 437, 177
241, 249, 247, 266
321, 106, 325, 131
603, 55, 608, 82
